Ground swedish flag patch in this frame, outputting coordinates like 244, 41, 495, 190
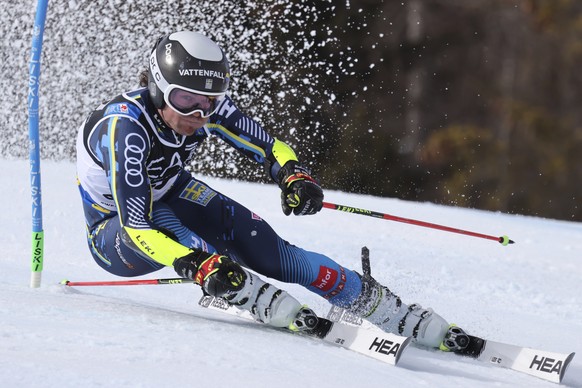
179, 181, 217, 206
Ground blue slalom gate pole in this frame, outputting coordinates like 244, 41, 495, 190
28, 0, 49, 288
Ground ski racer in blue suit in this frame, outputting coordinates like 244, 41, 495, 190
76, 31, 468, 350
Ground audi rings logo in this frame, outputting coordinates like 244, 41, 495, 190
124, 133, 147, 187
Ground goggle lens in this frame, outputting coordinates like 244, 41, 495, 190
167, 88, 217, 117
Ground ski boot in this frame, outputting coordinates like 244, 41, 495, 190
346, 273, 453, 348
223, 269, 314, 330
345, 247, 467, 350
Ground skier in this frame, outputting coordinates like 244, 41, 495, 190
76, 30, 468, 351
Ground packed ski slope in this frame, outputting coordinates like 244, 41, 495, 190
1, 159, 580, 387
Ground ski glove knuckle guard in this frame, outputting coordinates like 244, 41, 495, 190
277, 161, 324, 216
173, 250, 246, 298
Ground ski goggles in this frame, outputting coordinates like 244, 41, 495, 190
164, 86, 222, 117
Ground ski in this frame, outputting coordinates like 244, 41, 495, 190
198, 295, 411, 366
471, 337, 575, 384
327, 306, 576, 384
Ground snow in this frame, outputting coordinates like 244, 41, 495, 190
1, 158, 581, 387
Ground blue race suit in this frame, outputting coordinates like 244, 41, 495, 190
76, 88, 362, 307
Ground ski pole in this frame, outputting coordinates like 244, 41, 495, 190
60, 277, 195, 287
322, 201, 514, 246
